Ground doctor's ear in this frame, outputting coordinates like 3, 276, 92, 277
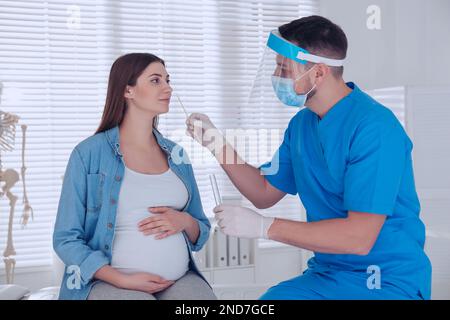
312, 63, 331, 85
314, 64, 329, 79
124, 85, 134, 99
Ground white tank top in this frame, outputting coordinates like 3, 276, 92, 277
111, 165, 190, 281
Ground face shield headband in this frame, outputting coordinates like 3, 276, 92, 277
266, 30, 346, 67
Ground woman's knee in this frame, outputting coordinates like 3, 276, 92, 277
156, 271, 217, 300
88, 281, 156, 300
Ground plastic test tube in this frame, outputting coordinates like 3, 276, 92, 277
209, 174, 222, 230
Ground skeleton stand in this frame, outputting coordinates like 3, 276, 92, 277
0, 112, 32, 284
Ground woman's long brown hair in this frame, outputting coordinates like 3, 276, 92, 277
95, 53, 165, 135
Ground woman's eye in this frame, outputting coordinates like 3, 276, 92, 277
150, 78, 170, 84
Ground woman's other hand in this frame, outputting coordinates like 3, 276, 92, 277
118, 272, 174, 294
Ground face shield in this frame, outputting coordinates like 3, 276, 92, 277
247, 30, 346, 108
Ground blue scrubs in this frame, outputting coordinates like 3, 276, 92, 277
259, 82, 432, 300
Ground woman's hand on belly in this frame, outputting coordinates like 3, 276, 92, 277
118, 272, 175, 294
138, 207, 191, 240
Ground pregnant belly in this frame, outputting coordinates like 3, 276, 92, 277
111, 210, 190, 281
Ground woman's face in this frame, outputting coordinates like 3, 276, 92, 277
125, 62, 172, 115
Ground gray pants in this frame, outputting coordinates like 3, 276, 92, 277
88, 271, 217, 300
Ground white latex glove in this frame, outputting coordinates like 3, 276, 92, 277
213, 204, 275, 239
185, 113, 227, 155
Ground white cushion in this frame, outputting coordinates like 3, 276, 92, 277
0, 285, 31, 300
27, 286, 60, 300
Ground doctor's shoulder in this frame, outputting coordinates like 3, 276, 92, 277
350, 99, 410, 149
355, 90, 403, 128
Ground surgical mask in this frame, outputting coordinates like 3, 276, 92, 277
271, 66, 316, 107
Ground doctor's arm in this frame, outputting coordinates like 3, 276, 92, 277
268, 212, 386, 255
214, 204, 386, 255
218, 145, 287, 209
186, 113, 286, 209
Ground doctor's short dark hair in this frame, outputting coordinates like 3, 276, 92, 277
279, 15, 348, 78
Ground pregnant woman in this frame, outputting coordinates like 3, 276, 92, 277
53, 53, 216, 300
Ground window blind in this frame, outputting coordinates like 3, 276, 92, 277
0, 0, 319, 270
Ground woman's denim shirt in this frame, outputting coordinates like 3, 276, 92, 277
53, 125, 211, 300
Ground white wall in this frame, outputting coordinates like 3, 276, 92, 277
320, 0, 450, 90
406, 85, 450, 300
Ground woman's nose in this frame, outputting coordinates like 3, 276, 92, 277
164, 83, 173, 93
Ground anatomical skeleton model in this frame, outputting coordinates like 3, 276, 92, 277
0, 111, 33, 284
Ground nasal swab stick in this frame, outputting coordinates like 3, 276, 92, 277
175, 93, 189, 119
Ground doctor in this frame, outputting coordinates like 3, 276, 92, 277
186, 15, 431, 300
